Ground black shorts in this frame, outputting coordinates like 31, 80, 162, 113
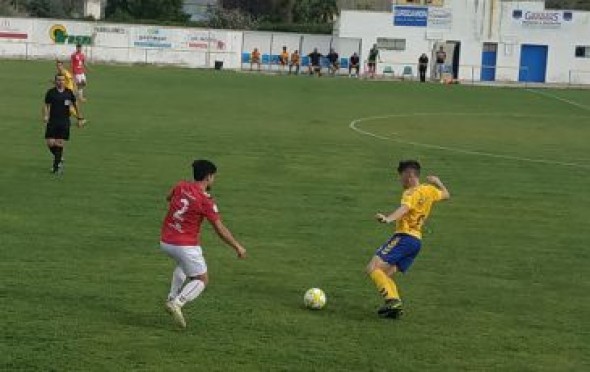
368, 62, 376, 68
45, 122, 71, 140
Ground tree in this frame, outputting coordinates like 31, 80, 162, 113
0, 0, 19, 15
206, 5, 258, 30
293, 0, 338, 23
0, 0, 84, 18
106, 0, 190, 22
27, 0, 50, 17
221, 0, 337, 24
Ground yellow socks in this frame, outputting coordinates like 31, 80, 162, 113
369, 269, 400, 300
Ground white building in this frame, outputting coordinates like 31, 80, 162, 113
84, 0, 105, 20
335, 0, 590, 84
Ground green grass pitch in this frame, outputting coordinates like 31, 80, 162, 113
1, 60, 589, 371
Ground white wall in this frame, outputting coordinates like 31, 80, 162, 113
84, 0, 103, 20
0, 17, 244, 69
0, 17, 362, 73
2, 6, 588, 83
336, 0, 590, 84
495, 1, 590, 83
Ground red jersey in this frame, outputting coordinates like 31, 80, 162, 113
71, 51, 85, 74
161, 181, 220, 246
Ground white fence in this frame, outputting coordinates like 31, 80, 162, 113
0, 17, 362, 72
0, 17, 244, 68
240, 31, 361, 72
1, 16, 586, 86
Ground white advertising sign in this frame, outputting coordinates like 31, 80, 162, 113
182, 30, 228, 51
132, 26, 173, 49
34, 20, 94, 45
427, 8, 452, 29
0, 18, 33, 41
512, 9, 574, 29
93, 24, 129, 48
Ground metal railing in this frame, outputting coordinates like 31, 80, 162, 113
240, 32, 362, 73
1, 41, 589, 86
0, 40, 243, 69
568, 70, 590, 86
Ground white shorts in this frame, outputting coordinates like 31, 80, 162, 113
160, 242, 207, 277
74, 73, 86, 85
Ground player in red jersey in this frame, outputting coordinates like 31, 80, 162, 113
160, 159, 247, 328
70, 44, 88, 101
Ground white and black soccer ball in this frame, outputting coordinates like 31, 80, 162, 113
303, 288, 327, 310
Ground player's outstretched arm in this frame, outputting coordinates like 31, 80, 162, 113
211, 219, 247, 259
427, 175, 451, 200
375, 204, 410, 224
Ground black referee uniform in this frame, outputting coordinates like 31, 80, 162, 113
45, 87, 76, 141
44, 86, 76, 173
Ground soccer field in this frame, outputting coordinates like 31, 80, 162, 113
1, 60, 589, 371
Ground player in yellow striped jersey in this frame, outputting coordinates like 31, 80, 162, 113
55, 60, 86, 127
366, 160, 450, 319
56, 60, 75, 91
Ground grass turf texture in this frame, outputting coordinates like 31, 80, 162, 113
1, 60, 589, 371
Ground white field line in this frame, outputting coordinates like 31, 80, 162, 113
349, 113, 590, 170
527, 89, 590, 112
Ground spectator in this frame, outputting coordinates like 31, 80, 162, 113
289, 50, 300, 75
349, 52, 360, 78
279, 46, 289, 73
250, 48, 261, 71
327, 48, 340, 76
367, 43, 380, 79
435, 46, 446, 80
418, 53, 429, 82
308, 48, 323, 77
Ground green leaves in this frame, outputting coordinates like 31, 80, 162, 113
106, 0, 190, 22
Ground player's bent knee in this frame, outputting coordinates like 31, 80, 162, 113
190, 273, 208, 286
366, 262, 378, 275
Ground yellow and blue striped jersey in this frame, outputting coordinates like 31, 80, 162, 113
395, 184, 443, 239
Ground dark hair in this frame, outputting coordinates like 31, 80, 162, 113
397, 160, 421, 174
55, 73, 65, 80
76, 43, 82, 48
192, 159, 217, 181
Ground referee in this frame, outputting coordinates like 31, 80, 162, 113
43, 73, 84, 174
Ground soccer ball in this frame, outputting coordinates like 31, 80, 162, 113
303, 288, 326, 310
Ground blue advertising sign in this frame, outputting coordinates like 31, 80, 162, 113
393, 6, 428, 27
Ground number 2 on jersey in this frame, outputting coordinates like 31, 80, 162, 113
173, 198, 189, 221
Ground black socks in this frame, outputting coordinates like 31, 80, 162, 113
50, 146, 63, 172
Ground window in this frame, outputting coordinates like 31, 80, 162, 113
575, 46, 590, 58
546, 1, 590, 11
394, 0, 444, 6
377, 38, 406, 51
483, 43, 497, 52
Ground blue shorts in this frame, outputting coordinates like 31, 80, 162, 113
375, 233, 422, 273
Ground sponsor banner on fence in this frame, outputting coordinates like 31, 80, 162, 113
393, 6, 428, 27
183, 30, 227, 51
512, 9, 573, 28
427, 7, 452, 29
36, 20, 94, 45
0, 18, 33, 41
132, 26, 173, 48
93, 24, 129, 48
